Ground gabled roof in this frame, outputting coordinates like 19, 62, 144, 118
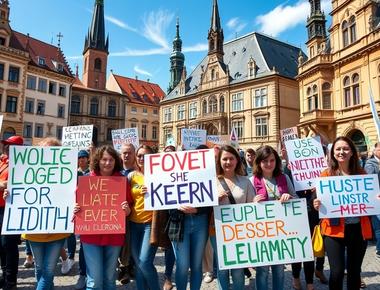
9, 31, 73, 78
165, 31, 305, 101
112, 74, 165, 106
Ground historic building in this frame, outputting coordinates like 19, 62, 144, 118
70, 0, 163, 147
160, 0, 304, 149
0, 0, 73, 141
297, 0, 380, 152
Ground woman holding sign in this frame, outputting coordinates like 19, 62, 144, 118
313, 137, 371, 290
252, 145, 296, 290
75, 145, 132, 290
210, 145, 255, 290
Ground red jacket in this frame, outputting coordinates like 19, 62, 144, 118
0, 155, 9, 207
80, 171, 132, 246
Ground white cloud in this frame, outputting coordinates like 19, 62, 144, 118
142, 9, 173, 49
134, 65, 153, 77
67, 55, 82, 60
183, 43, 208, 52
227, 17, 247, 33
105, 15, 137, 32
255, 0, 332, 37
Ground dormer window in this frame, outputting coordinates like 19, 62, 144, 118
57, 63, 64, 72
38, 57, 46, 66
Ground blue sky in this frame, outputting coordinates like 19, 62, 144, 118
10, 0, 332, 92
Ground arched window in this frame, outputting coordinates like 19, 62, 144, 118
90, 97, 99, 116
349, 16, 356, 43
108, 100, 116, 117
342, 20, 349, 47
94, 58, 102, 70
219, 96, 225, 113
352, 73, 360, 105
211, 69, 215, 80
307, 85, 318, 111
322, 82, 331, 109
3, 127, 15, 140
71, 95, 81, 114
202, 99, 207, 115
208, 96, 217, 113
343, 76, 351, 107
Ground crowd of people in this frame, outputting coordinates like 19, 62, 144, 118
0, 134, 377, 290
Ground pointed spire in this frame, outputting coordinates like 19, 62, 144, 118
168, 17, 185, 94
307, 0, 326, 40
83, 0, 108, 54
211, 0, 222, 31
207, 0, 224, 58
172, 17, 182, 52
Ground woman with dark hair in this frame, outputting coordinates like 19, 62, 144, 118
210, 145, 255, 290
75, 145, 132, 290
314, 136, 371, 290
128, 145, 160, 290
252, 145, 296, 290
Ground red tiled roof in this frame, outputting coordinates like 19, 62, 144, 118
113, 74, 165, 106
9, 31, 73, 78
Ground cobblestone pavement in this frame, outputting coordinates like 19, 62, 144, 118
16, 241, 380, 289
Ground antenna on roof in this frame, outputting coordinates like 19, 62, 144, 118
57, 32, 63, 47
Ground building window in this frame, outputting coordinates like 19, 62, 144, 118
153, 109, 158, 115
202, 99, 207, 115
163, 127, 173, 144
8, 66, 19, 83
71, 96, 81, 114
352, 73, 360, 105
152, 126, 157, 140
254, 88, 267, 108
322, 82, 332, 109
94, 58, 102, 70
25, 98, 34, 113
256, 117, 268, 137
56, 126, 63, 140
232, 92, 243, 112
35, 123, 44, 138
36, 100, 45, 115
38, 57, 46, 66
231, 120, 244, 139
131, 107, 137, 113
342, 21, 349, 47
189, 102, 197, 119
209, 96, 217, 113
306, 85, 318, 111
57, 104, 65, 118
106, 128, 112, 141
27, 75, 37, 90
48, 81, 57, 95
90, 97, 99, 116
108, 100, 116, 117
141, 124, 147, 139
6, 96, 17, 113
142, 107, 148, 114
349, 16, 356, 43
211, 69, 215, 80
220, 96, 225, 112
177, 104, 185, 120
131, 122, 137, 128
0, 63, 4, 80
23, 123, 33, 138
58, 84, 66, 97
164, 107, 172, 122
38, 78, 47, 92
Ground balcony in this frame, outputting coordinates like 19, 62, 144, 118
198, 111, 227, 122
298, 54, 332, 76
300, 109, 335, 125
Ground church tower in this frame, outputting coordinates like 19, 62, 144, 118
306, 0, 327, 58
82, 0, 109, 89
207, 0, 224, 62
0, 0, 11, 47
168, 18, 185, 93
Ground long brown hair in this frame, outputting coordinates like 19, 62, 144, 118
329, 136, 365, 175
90, 145, 122, 174
217, 145, 246, 176
253, 145, 282, 178
136, 145, 154, 171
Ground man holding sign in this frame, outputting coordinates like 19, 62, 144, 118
314, 137, 373, 290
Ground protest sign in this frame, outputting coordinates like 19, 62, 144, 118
62, 125, 93, 150
144, 149, 218, 210
206, 135, 230, 148
369, 88, 380, 142
214, 199, 313, 270
75, 176, 126, 234
181, 129, 206, 150
166, 136, 176, 147
0, 115, 3, 133
230, 127, 239, 148
285, 136, 328, 191
2, 146, 78, 234
280, 127, 298, 144
111, 128, 139, 152
316, 174, 380, 218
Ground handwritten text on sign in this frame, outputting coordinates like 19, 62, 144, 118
76, 176, 126, 234
214, 199, 313, 270
316, 174, 380, 218
144, 149, 218, 210
280, 127, 298, 144
181, 129, 207, 150
285, 136, 327, 191
112, 128, 139, 152
62, 125, 93, 150
2, 146, 78, 234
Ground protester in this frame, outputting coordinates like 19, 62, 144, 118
244, 148, 255, 177
75, 145, 132, 290
210, 145, 255, 290
314, 136, 371, 290
0, 135, 24, 290
252, 145, 296, 290
128, 145, 160, 290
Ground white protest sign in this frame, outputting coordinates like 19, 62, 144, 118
285, 136, 328, 191
111, 128, 139, 152
280, 127, 298, 144
206, 135, 230, 148
62, 125, 93, 150
0, 115, 3, 133
316, 174, 380, 218
230, 127, 239, 148
214, 199, 313, 270
2, 146, 78, 234
144, 149, 218, 210
181, 129, 207, 150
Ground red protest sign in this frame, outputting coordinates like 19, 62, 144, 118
75, 176, 126, 234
